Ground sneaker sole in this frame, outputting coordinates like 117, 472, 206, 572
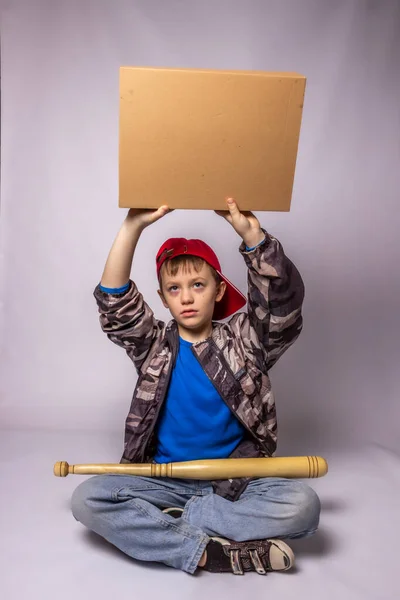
268, 539, 295, 571
162, 507, 184, 518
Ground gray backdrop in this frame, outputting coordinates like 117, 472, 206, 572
1, 0, 399, 455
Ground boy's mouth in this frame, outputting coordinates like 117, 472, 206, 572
181, 309, 198, 317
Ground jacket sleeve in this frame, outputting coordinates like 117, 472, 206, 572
93, 280, 165, 374
240, 230, 305, 370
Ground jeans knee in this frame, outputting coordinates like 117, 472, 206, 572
71, 476, 103, 524
292, 482, 321, 535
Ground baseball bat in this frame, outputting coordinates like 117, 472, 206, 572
54, 456, 328, 479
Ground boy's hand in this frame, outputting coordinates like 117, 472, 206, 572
215, 198, 265, 248
126, 206, 172, 231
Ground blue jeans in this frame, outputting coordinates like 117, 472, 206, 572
71, 474, 320, 574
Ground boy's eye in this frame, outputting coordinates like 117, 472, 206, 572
193, 282, 204, 288
168, 285, 179, 292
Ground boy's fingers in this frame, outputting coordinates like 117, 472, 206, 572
154, 205, 172, 219
226, 197, 240, 215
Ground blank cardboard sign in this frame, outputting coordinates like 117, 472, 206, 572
119, 66, 306, 211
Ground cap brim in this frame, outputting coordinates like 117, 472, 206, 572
213, 272, 247, 320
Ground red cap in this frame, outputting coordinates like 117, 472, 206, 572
156, 238, 247, 320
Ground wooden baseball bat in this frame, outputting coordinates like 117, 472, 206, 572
54, 456, 328, 479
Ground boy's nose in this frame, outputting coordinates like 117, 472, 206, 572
181, 289, 194, 304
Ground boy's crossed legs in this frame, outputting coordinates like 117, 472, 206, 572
71, 474, 320, 575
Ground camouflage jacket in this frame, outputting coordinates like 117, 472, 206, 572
93, 231, 304, 501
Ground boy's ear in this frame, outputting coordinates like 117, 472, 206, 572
158, 289, 169, 309
215, 281, 227, 303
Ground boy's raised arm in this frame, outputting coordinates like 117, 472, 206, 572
100, 206, 170, 289
94, 206, 172, 372
241, 233, 304, 370
216, 198, 304, 370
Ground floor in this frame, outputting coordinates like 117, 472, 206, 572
0, 430, 398, 600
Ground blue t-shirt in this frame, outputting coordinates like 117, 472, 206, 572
153, 337, 246, 463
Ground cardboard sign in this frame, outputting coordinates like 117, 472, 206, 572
119, 66, 306, 211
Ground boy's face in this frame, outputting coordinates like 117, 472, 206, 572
158, 262, 226, 341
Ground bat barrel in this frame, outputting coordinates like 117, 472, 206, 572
169, 456, 327, 479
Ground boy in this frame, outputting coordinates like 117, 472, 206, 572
71, 198, 320, 576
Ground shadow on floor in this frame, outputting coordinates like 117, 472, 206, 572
320, 497, 347, 512
289, 527, 336, 556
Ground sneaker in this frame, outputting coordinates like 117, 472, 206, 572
202, 536, 294, 575
162, 507, 184, 518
